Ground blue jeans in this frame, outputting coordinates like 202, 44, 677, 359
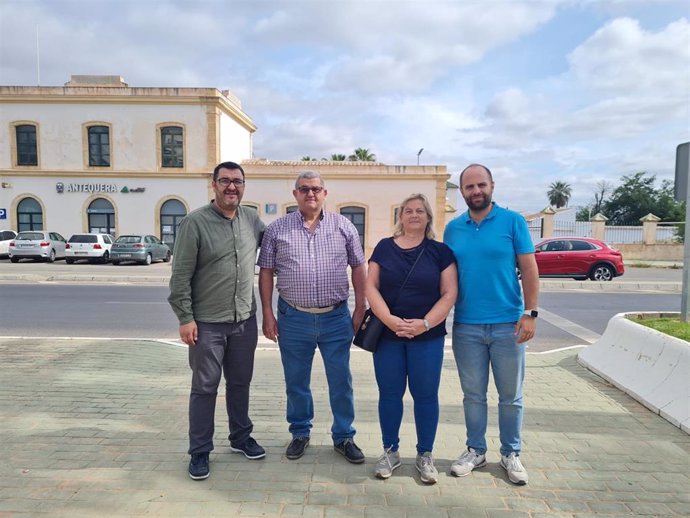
373, 336, 444, 454
452, 322, 525, 456
276, 297, 356, 443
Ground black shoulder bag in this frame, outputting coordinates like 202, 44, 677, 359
353, 246, 426, 353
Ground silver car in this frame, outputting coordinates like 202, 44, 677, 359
65, 233, 115, 264
9, 231, 67, 263
110, 234, 171, 265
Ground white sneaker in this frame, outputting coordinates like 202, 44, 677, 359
500, 452, 528, 485
450, 448, 487, 477
415, 452, 438, 484
373, 447, 401, 479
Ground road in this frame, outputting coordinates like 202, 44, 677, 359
0, 282, 681, 352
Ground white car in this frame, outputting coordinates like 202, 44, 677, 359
9, 231, 68, 262
65, 233, 115, 264
0, 230, 17, 258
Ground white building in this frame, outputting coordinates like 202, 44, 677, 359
0, 75, 450, 255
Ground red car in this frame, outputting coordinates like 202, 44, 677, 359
533, 237, 625, 281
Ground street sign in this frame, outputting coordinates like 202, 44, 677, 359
674, 142, 690, 202
0, 208, 6, 219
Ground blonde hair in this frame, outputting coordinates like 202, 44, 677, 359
393, 193, 435, 239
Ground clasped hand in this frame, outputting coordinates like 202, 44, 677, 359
388, 316, 425, 339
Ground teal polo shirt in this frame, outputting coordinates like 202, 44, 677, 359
443, 203, 534, 324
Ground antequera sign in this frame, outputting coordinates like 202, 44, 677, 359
55, 183, 145, 194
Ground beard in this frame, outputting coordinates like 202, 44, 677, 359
463, 192, 492, 211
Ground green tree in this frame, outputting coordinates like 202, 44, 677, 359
330, 154, 346, 161
300, 156, 318, 161
348, 148, 376, 161
547, 181, 572, 208
603, 172, 685, 224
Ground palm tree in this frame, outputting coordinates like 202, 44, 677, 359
300, 156, 318, 161
547, 181, 572, 208
330, 154, 347, 161
348, 148, 376, 161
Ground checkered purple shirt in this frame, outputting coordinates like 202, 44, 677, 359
258, 211, 365, 307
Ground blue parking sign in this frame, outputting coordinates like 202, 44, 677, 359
0, 208, 6, 219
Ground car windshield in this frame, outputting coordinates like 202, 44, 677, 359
116, 236, 142, 244
17, 232, 44, 240
69, 235, 98, 243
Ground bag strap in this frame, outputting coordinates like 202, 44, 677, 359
391, 244, 426, 307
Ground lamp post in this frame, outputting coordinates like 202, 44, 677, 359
417, 148, 424, 166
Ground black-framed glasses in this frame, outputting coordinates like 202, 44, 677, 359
297, 186, 324, 195
216, 178, 245, 187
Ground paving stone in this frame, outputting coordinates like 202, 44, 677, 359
1, 339, 688, 518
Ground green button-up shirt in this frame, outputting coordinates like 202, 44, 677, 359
168, 202, 264, 325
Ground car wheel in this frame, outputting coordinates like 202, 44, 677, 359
143, 253, 152, 266
47, 249, 56, 263
10, 256, 19, 263
111, 260, 120, 266
163, 250, 171, 263
66, 258, 75, 265
590, 264, 614, 281
101, 251, 110, 264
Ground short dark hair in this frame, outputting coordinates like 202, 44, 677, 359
213, 161, 245, 181
459, 163, 493, 186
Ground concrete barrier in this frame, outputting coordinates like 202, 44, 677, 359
578, 312, 689, 434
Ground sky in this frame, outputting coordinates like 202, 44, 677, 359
0, 0, 688, 213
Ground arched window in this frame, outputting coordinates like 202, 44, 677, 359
160, 199, 187, 252
340, 206, 365, 249
87, 198, 115, 235
17, 197, 43, 231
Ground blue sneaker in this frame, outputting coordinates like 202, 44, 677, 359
230, 437, 266, 460
188, 452, 209, 480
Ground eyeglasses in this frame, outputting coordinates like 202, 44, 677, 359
297, 186, 324, 195
216, 178, 245, 187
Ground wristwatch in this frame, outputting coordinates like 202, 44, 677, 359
523, 309, 538, 318
423, 319, 430, 331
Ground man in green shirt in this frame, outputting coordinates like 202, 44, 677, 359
168, 161, 265, 480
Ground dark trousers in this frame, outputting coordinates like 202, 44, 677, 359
188, 316, 258, 454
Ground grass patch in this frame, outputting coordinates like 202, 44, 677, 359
628, 316, 690, 342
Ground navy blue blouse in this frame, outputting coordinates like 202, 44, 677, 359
369, 237, 455, 341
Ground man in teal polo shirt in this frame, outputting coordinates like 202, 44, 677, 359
443, 163, 539, 486
169, 161, 266, 481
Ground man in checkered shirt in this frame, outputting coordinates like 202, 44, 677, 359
258, 171, 367, 464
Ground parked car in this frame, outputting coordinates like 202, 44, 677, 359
532, 237, 625, 281
8, 231, 68, 263
65, 233, 115, 264
0, 230, 17, 258
110, 234, 171, 265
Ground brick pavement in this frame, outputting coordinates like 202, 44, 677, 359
1, 338, 688, 517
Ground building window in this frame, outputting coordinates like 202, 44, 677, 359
161, 126, 183, 168
87, 198, 115, 235
17, 197, 43, 231
340, 206, 365, 250
160, 199, 187, 253
88, 126, 110, 166
16, 125, 38, 166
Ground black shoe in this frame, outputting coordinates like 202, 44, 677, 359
188, 452, 210, 480
334, 438, 365, 464
230, 436, 266, 460
286, 436, 310, 460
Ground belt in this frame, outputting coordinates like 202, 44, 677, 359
288, 300, 346, 314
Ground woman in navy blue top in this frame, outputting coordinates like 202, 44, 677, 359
365, 193, 457, 484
